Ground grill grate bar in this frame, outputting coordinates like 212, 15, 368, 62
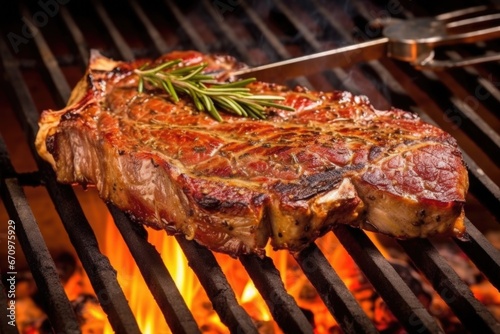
108, 205, 202, 334
18, 6, 71, 105
175, 236, 259, 334
43, 173, 142, 333
268, 0, 368, 112
399, 238, 500, 333
303, 0, 415, 101
306, 0, 352, 41
334, 225, 443, 334
271, 0, 322, 50
59, 6, 90, 69
239, 254, 314, 333
200, 0, 252, 65
0, 137, 15, 179
128, 0, 170, 55
0, 39, 43, 151
163, 0, 209, 54
437, 73, 500, 166
19, 6, 72, 107
1, 179, 80, 333
454, 219, 500, 290
0, 36, 142, 334
239, 0, 289, 60
89, 0, 136, 65
0, 137, 80, 334
294, 243, 379, 334
91, 0, 135, 61
238, 0, 313, 89
418, 67, 500, 166
15, 172, 42, 187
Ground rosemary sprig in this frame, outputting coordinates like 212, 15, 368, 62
134, 60, 295, 121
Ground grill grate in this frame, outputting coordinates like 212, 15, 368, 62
0, 136, 80, 333
1, 1, 499, 333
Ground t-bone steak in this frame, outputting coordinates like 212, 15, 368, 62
35, 51, 468, 256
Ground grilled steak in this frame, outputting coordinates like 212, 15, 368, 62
36, 51, 468, 256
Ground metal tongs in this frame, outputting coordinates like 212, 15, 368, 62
234, 6, 500, 82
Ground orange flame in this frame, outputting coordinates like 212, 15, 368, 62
103, 214, 198, 333
101, 213, 344, 333
241, 280, 271, 321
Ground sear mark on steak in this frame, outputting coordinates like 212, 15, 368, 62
273, 164, 365, 201
35, 50, 469, 256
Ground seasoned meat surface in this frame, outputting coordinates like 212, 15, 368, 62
36, 51, 468, 256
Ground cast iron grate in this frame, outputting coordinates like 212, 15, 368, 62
0, 1, 499, 333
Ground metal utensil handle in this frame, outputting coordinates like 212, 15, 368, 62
416, 51, 500, 70
416, 10, 500, 69
433, 13, 500, 46
385, 5, 500, 69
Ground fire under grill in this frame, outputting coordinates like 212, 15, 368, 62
0, 0, 499, 333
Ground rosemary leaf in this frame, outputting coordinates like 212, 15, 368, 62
177, 65, 207, 81
163, 79, 178, 102
140, 60, 180, 75
200, 94, 215, 114
138, 76, 144, 93
216, 96, 247, 116
242, 95, 287, 100
189, 88, 204, 111
214, 96, 245, 116
134, 59, 296, 121
246, 100, 296, 111
247, 105, 265, 119
219, 78, 256, 88
170, 63, 207, 75
192, 74, 214, 81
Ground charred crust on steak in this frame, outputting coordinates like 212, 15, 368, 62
46, 134, 56, 156
193, 146, 207, 153
273, 164, 365, 201
251, 193, 267, 206
194, 194, 258, 214
195, 196, 222, 210
61, 111, 81, 121
368, 146, 383, 161
150, 158, 159, 168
